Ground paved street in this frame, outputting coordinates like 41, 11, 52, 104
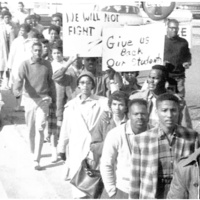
0, 91, 73, 199
0, 26, 199, 199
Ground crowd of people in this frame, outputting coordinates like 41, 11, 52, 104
0, 2, 199, 199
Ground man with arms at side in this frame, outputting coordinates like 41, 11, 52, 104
13, 42, 56, 170
101, 99, 149, 198
129, 93, 198, 199
164, 18, 191, 98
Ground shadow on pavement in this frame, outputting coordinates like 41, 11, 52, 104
43, 160, 64, 169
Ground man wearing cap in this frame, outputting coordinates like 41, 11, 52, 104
57, 70, 108, 199
52, 57, 122, 97
129, 65, 192, 128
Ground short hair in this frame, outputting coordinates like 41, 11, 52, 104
51, 43, 63, 54
18, 2, 24, 7
156, 93, 179, 108
2, 10, 11, 18
128, 98, 148, 111
34, 13, 41, 22
32, 42, 42, 49
152, 64, 169, 81
167, 18, 179, 27
25, 15, 35, 22
1, 7, 9, 12
108, 91, 129, 109
48, 24, 60, 34
52, 13, 62, 21
19, 23, 31, 33
28, 29, 41, 39
122, 71, 139, 77
41, 39, 49, 45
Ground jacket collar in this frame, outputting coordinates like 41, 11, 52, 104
183, 148, 200, 166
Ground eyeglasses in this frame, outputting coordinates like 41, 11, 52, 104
168, 27, 178, 30
79, 81, 92, 85
52, 19, 61, 22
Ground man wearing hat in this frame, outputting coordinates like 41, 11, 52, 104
129, 65, 192, 128
57, 70, 108, 199
53, 57, 122, 98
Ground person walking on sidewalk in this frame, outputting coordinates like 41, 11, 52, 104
13, 42, 56, 170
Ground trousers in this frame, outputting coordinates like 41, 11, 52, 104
24, 96, 51, 162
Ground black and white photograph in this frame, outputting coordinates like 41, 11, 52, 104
0, 0, 200, 199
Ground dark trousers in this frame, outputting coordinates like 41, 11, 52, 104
156, 178, 172, 199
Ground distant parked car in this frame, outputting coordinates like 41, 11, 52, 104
100, 5, 144, 25
176, 2, 200, 19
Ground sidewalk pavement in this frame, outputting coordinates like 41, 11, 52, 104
0, 89, 73, 199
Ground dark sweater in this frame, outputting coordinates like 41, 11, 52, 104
13, 58, 56, 102
164, 35, 191, 77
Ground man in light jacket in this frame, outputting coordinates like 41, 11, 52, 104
167, 148, 200, 199
100, 98, 149, 198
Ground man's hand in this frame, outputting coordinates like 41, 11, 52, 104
183, 62, 191, 69
59, 152, 66, 161
106, 66, 116, 80
64, 55, 79, 69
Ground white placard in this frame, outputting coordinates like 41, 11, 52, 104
102, 23, 166, 72
179, 23, 192, 48
63, 11, 120, 57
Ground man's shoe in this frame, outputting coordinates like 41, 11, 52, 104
34, 161, 42, 170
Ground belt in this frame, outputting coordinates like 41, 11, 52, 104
158, 177, 172, 184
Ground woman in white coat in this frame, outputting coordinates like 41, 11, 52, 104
58, 70, 108, 198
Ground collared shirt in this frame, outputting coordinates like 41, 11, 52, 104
91, 111, 127, 158
129, 125, 197, 199
148, 92, 159, 127
75, 94, 108, 125
129, 89, 192, 129
77, 94, 99, 125
51, 59, 67, 73
158, 127, 177, 178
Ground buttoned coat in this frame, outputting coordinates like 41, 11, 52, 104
167, 148, 200, 199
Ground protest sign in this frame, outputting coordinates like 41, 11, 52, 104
63, 10, 120, 57
102, 23, 165, 72
179, 23, 192, 47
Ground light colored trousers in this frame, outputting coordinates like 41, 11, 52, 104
24, 96, 51, 162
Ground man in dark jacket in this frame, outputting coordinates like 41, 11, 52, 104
164, 18, 191, 98
167, 148, 200, 199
